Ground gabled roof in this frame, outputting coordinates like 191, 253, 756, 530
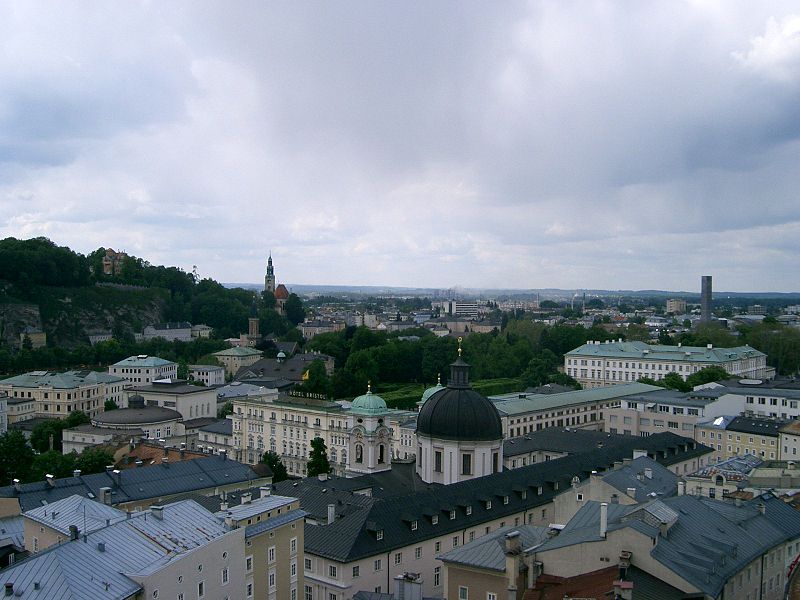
600, 457, 679, 503
0, 500, 230, 600
25, 495, 127, 536
0, 455, 263, 512
287, 436, 712, 563
439, 525, 550, 571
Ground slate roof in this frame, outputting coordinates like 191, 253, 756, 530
234, 353, 334, 383
439, 525, 551, 571
245, 508, 308, 538
219, 494, 296, 521
215, 382, 274, 399
130, 380, 217, 395
689, 454, 762, 480
93, 406, 181, 426
0, 455, 264, 512
284, 435, 712, 563
0, 500, 229, 600
198, 418, 233, 436
214, 346, 262, 357
600, 457, 679, 503
726, 415, 789, 437
536, 494, 800, 598
502, 428, 712, 467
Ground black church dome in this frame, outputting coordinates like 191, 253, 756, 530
416, 357, 502, 441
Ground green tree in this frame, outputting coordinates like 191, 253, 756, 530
29, 451, 76, 482
539, 300, 559, 309
30, 420, 65, 453
586, 298, 605, 309
261, 450, 288, 483
104, 399, 119, 411
217, 401, 233, 418
284, 293, 306, 326
637, 376, 666, 388
0, 431, 35, 483
75, 447, 116, 475
662, 372, 690, 392
297, 360, 331, 396
685, 366, 730, 388
64, 411, 90, 428
306, 437, 331, 477
625, 324, 651, 342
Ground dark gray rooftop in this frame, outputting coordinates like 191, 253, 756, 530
199, 418, 233, 436
93, 406, 181, 426
0, 455, 263, 511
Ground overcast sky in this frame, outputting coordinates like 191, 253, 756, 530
2, 2, 800, 292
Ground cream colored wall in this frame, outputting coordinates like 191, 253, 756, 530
444, 565, 508, 600
23, 518, 67, 553
304, 502, 556, 600
244, 510, 304, 600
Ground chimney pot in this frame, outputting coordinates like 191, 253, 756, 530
150, 506, 164, 520
677, 481, 686, 496
69, 525, 79, 541
600, 502, 608, 538
73, 469, 81, 478
4, 583, 12, 597
96, 542, 105, 552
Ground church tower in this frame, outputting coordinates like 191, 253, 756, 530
346, 383, 392, 477
264, 254, 275, 295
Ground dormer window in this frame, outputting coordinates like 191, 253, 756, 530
449, 510, 456, 520
503, 496, 509, 505
485, 500, 492, 510
537, 487, 543, 495
521, 491, 527, 499
465, 506, 472, 516
411, 520, 418, 531
431, 515, 439, 525
376, 530, 384, 540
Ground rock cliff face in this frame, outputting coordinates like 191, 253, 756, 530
0, 285, 167, 349
0, 303, 43, 348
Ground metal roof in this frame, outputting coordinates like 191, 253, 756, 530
111, 356, 176, 368
438, 525, 550, 571
219, 494, 296, 521
565, 341, 765, 363
25, 495, 127, 536
490, 382, 661, 415
0, 370, 126, 390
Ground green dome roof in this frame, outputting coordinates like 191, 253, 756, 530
417, 374, 444, 406
351, 384, 388, 416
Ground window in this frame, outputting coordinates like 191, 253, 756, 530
198, 581, 205, 599
431, 515, 439, 525
221, 568, 229, 584
415, 546, 421, 559
245, 556, 252, 571
247, 582, 253, 598
487, 594, 497, 600
465, 505, 472, 515
290, 537, 297, 553
435, 541, 441, 552
411, 520, 418, 530
305, 586, 313, 600
374, 559, 382, 571
434, 567, 441, 587
453, 536, 459, 548
352, 565, 360, 578
304, 557, 312, 570
459, 586, 469, 600
395, 552, 402, 565
461, 453, 472, 475
329, 595, 337, 600
450, 510, 456, 520
329, 565, 337, 578
434, 450, 442, 472
376, 530, 384, 540
268, 546, 275, 563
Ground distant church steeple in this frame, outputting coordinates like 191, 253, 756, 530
265, 254, 275, 294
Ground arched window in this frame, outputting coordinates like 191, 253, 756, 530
330, 449, 338, 463
341, 449, 347, 464
378, 444, 385, 464
355, 444, 363, 463
715, 475, 724, 486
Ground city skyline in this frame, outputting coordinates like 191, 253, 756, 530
2, 2, 800, 291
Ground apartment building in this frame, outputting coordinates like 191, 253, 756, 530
126, 379, 219, 421
0, 369, 127, 419
0, 499, 247, 600
603, 386, 746, 439
214, 346, 262, 376
489, 382, 660, 437
694, 415, 786, 463
564, 340, 770, 389
665, 298, 687, 314
108, 354, 177, 385
278, 435, 710, 600
231, 390, 415, 476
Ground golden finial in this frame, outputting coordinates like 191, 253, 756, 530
367, 380, 372, 393
457, 337, 463, 357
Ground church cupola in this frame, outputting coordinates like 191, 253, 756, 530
346, 382, 392, 477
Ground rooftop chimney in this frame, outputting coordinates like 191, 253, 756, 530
12, 479, 20, 493
758, 502, 766, 515
644, 467, 653, 479
613, 579, 634, 600
69, 525, 79, 541
150, 506, 164, 520
632, 449, 647, 460
241, 492, 252, 505
677, 481, 686, 496
260, 486, 271, 499
46, 474, 55, 487
626, 487, 637, 498
393, 573, 423, 600
4, 583, 12, 597
73, 469, 81, 478
161, 457, 169, 467
96, 542, 105, 553
99, 487, 112, 506
600, 502, 608, 538
327, 504, 335, 525
317, 472, 328, 482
